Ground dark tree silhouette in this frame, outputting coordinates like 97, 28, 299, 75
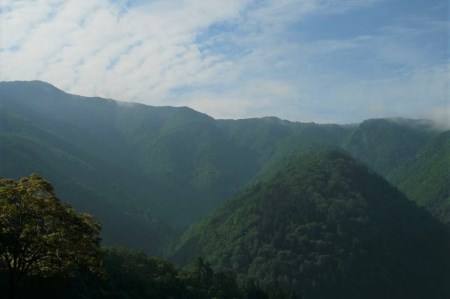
0, 174, 102, 299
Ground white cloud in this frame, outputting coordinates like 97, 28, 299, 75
0, 0, 447, 123
1, 0, 246, 86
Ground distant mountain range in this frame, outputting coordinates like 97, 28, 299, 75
388, 130, 450, 224
0, 80, 448, 255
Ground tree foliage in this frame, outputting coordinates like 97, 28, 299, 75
1, 81, 441, 251
0, 174, 102, 299
67, 248, 284, 299
388, 130, 450, 224
173, 151, 450, 298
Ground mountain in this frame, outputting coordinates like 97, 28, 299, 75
0, 108, 173, 254
0, 81, 258, 226
217, 117, 438, 177
388, 130, 450, 224
172, 151, 450, 298
340, 118, 437, 176
0, 80, 444, 252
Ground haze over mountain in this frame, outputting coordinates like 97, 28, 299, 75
0, 81, 447, 253
388, 130, 450, 225
1, 0, 447, 124
1, 1, 448, 298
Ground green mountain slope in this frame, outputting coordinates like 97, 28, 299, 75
388, 130, 450, 224
341, 118, 436, 175
0, 80, 445, 253
0, 81, 259, 225
172, 151, 450, 298
0, 109, 172, 253
217, 117, 438, 178
217, 118, 349, 166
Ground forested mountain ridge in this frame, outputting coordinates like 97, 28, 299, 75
388, 130, 450, 224
341, 117, 438, 175
0, 81, 258, 226
0, 80, 446, 252
171, 151, 450, 298
0, 108, 173, 254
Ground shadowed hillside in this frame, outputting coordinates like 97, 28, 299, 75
172, 151, 450, 298
388, 130, 450, 224
0, 81, 444, 252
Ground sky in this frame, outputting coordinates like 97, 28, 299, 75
0, 0, 448, 124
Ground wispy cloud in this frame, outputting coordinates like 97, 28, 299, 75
0, 0, 447, 123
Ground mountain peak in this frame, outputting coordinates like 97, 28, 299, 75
172, 151, 449, 298
0, 79, 61, 91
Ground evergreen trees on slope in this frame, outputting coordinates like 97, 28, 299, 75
388, 130, 450, 225
0, 81, 258, 227
0, 80, 446, 255
341, 118, 437, 175
172, 151, 450, 299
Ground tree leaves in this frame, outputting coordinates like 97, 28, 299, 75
172, 151, 450, 298
0, 175, 102, 298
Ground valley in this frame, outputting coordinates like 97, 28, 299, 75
0, 81, 449, 298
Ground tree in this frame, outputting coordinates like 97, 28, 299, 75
0, 174, 102, 299
192, 256, 214, 289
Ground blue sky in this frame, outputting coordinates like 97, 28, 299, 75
0, 0, 448, 124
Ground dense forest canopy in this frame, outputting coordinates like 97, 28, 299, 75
0, 81, 449, 298
0, 175, 102, 299
388, 130, 450, 225
0, 81, 445, 251
172, 151, 450, 298
0, 177, 294, 298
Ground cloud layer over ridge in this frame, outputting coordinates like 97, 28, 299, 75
1, 0, 448, 123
